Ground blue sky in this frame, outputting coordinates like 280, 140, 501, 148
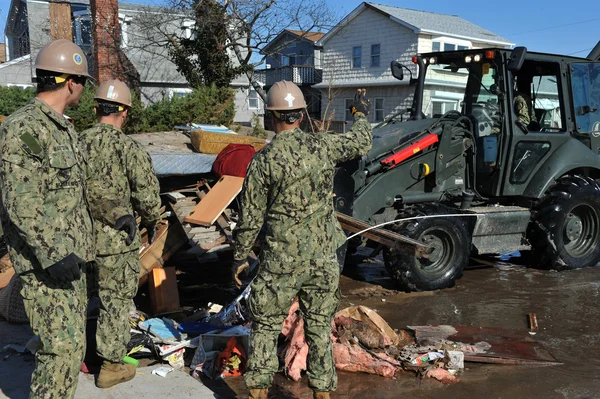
1, 0, 598, 57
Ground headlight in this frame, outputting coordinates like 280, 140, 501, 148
465, 55, 472, 63
473, 54, 482, 62
429, 57, 437, 64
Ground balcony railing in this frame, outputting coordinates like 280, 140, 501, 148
254, 65, 323, 87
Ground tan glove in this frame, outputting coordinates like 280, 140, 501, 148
232, 259, 250, 288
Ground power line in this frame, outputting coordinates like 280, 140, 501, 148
567, 48, 593, 56
503, 18, 600, 36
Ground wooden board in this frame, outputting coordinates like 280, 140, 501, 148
148, 266, 180, 315
184, 176, 244, 226
139, 221, 187, 286
49, 3, 72, 40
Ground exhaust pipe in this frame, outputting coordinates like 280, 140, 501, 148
587, 41, 600, 61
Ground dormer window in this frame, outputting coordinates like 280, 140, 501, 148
181, 20, 195, 40
119, 14, 132, 48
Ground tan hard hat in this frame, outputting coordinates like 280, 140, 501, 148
94, 79, 132, 107
265, 80, 307, 111
34, 39, 91, 78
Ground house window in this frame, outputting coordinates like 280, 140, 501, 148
288, 54, 296, 65
168, 88, 192, 99
352, 46, 361, 68
72, 10, 92, 47
374, 98, 384, 122
431, 100, 459, 117
444, 43, 456, 51
248, 89, 259, 109
432, 40, 470, 53
119, 14, 132, 48
281, 55, 290, 66
371, 44, 380, 67
345, 98, 353, 121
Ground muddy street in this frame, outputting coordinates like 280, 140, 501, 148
2, 252, 599, 399
222, 252, 600, 398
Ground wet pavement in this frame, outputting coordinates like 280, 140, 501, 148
223, 252, 600, 398
2, 252, 600, 398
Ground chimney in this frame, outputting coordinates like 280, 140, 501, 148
90, 0, 141, 95
90, 0, 122, 83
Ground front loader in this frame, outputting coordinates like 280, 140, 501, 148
335, 43, 600, 292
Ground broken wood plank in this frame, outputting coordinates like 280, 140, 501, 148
148, 266, 180, 315
188, 226, 218, 234
139, 221, 187, 286
408, 325, 562, 366
164, 192, 186, 203
336, 212, 428, 257
184, 175, 244, 226
197, 185, 234, 240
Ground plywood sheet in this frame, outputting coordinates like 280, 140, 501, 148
148, 266, 180, 315
184, 176, 244, 226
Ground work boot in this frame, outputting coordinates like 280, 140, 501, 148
96, 361, 136, 388
248, 388, 268, 399
313, 392, 331, 399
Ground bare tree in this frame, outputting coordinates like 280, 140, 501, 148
131, 0, 339, 101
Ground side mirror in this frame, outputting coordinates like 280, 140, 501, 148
391, 61, 404, 80
507, 46, 527, 73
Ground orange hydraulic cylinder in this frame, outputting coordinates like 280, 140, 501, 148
380, 134, 439, 169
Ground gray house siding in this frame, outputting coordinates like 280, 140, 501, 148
318, 7, 418, 127
2, 0, 262, 125
0, 56, 34, 86
264, 33, 319, 68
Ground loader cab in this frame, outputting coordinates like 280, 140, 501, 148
401, 48, 598, 199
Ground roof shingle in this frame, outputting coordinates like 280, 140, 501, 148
367, 3, 512, 45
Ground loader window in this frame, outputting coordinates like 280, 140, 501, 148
570, 63, 600, 134
471, 64, 501, 137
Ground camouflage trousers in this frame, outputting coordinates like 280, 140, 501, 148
92, 251, 140, 363
245, 258, 339, 392
19, 267, 88, 399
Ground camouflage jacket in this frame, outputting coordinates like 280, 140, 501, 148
0, 99, 95, 273
80, 123, 161, 255
234, 114, 372, 264
515, 92, 537, 126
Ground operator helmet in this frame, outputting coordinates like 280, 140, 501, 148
34, 39, 91, 83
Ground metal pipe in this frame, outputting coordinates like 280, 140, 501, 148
412, 56, 426, 120
396, 192, 445, 204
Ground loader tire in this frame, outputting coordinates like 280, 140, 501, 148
527, 175, 600, 270
384, 213, 470, 292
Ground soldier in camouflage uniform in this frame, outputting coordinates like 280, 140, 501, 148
232, 81, 372, 399
79, 80, 161, 388
514, 76, 537, 128
0, 39, 95, 399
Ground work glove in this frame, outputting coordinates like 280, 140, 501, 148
46, 252, 85, 284
144, 224, 157, 245
349, 89, 371, 117
232, 258, 250, 289
114, 214, 137, 246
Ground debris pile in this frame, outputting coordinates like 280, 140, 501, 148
0, 126, 562, 388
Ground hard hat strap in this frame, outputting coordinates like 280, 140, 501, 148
97, 102, 126, 115
271, 109, 303, 124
